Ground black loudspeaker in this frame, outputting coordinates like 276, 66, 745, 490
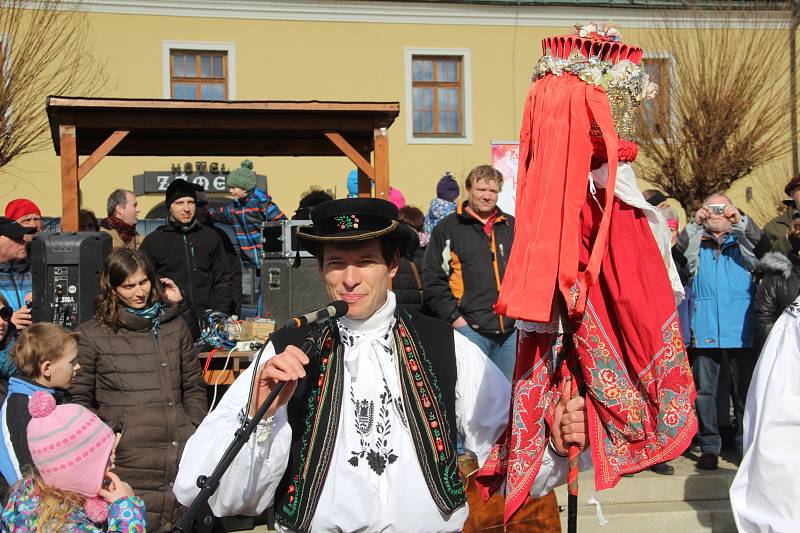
31, 232, 112, 329
260, 259, 329, 326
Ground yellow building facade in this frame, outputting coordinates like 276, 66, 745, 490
1, 1, 793, 225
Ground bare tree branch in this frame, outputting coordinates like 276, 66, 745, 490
637, 1, 795, 214
0, 0, 107, 168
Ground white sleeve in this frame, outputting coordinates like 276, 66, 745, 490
530, 447, 593, 498
453, 331, 593, 497
453, 330, 511, 466
730, 303, 800, 533
174, 343, 292, 517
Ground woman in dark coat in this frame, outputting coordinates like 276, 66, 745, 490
393, 206, 428, 311
753, 220, 800, 347
72, 248, 207, 532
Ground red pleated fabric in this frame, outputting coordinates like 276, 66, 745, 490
495, 75, 618, 323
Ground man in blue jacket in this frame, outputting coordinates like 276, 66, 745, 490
675, 193, 762, 470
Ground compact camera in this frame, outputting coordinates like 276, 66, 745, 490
708, 203, 726, 215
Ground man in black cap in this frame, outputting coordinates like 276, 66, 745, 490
176, 198, 589, 532
140, 179, 233, 337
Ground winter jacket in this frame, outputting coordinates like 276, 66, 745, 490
393, 247, 426, 312
100, 227, 142, 250
1, 477, 146, 532
0, 333, 16, 382
0, 377, 69, 501
424, 198, 457, 236
753, 251, 800, 346
675, 219, 760, 349
0, 260, 31, 311
763, 210, 794, 255
140, 219, 233, 332
72, 304, 207, 532
423, 203, 515, 335
202, 221, 243, 317
208, 188, 286, 269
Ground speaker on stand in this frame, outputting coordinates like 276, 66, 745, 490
30, 232, 112, 329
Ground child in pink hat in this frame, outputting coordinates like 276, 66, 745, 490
0, 391, 146, 531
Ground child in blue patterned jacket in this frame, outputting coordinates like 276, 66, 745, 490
207, 159, 287, 271
1, 391, 146, 531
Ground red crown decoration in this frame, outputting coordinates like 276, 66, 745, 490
542, 36, 643, 65
534, 23, 652, 164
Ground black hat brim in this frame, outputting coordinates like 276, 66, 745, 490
297, 221, 417, 259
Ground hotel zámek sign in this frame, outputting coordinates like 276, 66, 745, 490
133, 162, 266, 195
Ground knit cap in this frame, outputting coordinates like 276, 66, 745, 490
436, 173, 460, 202
165, 179, 197, 209
388, 187, 406, 209
5, 199, 41, 222
227, 159, 257, 191
27, 391, 115, 522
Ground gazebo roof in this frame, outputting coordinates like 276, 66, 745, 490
47, 96, 399, 231
46, 96, 400, 157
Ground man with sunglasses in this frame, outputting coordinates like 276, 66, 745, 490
0, 218, 35, 333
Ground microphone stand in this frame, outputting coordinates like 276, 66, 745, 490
173, 333, 311, 533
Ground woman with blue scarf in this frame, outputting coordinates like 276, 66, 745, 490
71, 248, 207, 532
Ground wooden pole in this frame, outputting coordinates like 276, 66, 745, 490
59, 125, 79, 232
792, 0, 798, 175
374, 128, 389, 200
357, 168, 372, 198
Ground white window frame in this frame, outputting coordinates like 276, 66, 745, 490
162, 41, 236, 100
404, 47, 472, 145
642, 51, 677, 142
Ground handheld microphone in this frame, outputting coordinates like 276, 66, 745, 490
286, 300, 349, 329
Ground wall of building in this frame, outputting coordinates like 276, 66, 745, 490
0, 1, 793, 226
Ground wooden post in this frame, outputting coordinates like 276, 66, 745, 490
357, 168, 372, 197
59, 125, 79, 232
374, 128, 389, 200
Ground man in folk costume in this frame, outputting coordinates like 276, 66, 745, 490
476, 23, 697, 522
174, 198, 588, 532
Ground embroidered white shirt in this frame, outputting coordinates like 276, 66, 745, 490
175, 292, 575, 532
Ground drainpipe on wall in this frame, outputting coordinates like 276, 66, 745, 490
792, 0, 799, 175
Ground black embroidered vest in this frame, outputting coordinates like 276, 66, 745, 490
271, 307, 465, 532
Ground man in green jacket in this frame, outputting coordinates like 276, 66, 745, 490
764, 175, 800, 255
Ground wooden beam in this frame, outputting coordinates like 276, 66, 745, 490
59, 125, 79, 232
374, 128, 390, 201
324, 132, 375, 181
78, 130, 129, 181
357, 168, 372, 198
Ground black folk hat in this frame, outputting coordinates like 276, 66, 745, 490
297, 198, 418, 259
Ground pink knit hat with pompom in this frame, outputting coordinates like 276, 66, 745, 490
27, 391, 116, 522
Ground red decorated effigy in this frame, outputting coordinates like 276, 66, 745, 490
476, 23, 697, 524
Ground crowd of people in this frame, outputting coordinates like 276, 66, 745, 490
0, 155, 796, 531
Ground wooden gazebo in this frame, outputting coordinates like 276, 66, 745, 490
46, 97, 400, 231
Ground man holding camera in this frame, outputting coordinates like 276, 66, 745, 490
675, 193, 763, 470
